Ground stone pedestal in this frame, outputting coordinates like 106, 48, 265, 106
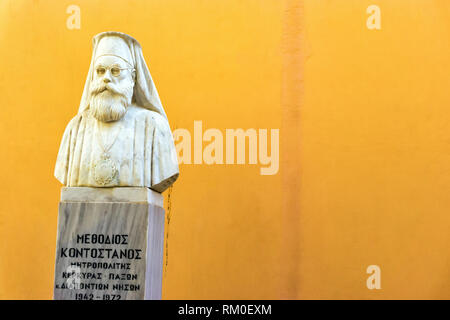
53, 187, 165, 300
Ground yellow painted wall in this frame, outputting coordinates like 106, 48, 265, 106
0, 0, 449, 299
298, 0, 450, 299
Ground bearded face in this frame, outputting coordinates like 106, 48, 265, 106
89, 56, 135, 122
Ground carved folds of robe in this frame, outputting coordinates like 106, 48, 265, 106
54, 105, 179, 193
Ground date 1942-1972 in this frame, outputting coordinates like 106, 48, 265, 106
75, 293, 121, 300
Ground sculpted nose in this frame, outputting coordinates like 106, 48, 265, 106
103, 76, 111, 83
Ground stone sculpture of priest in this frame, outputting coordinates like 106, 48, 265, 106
54, 31, 179, 193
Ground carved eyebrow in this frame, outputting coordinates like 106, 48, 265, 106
95, 63, 122, 69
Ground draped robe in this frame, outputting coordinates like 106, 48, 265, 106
54, 105, 179, 193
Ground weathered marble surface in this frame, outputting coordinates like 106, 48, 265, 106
54, 187, 165, 300
61, 186, 163, 206
54, 31, 179, 193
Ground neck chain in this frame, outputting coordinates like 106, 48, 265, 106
92, 120, 123, 185
95, 120, 123, 159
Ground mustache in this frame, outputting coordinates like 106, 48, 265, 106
90, 82, 124, 96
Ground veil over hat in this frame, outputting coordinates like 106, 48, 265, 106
78, 31, 167, 119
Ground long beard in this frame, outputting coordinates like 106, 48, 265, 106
89, 82, 134, 122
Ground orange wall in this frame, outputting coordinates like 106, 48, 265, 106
299, 0, 450, 299
0, 0, 284, 299
0, 0, 449, 299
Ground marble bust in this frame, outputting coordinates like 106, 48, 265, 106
54, 31, 179, 193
